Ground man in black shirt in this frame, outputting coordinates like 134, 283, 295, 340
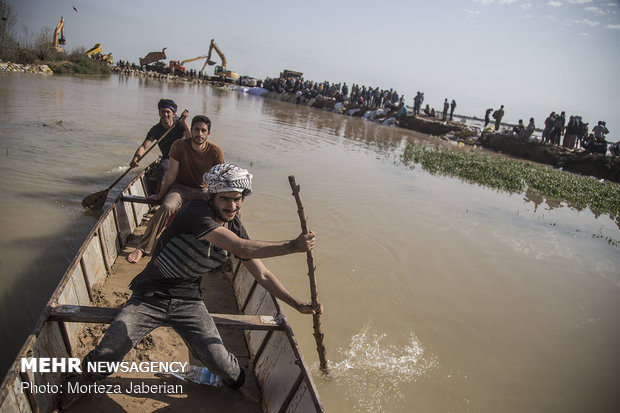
130, 99, 191, 172
60, 164, 320, 409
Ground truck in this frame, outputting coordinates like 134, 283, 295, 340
85, 43, 113, 64
280, 70, 303, 80
139, 48, 167, 67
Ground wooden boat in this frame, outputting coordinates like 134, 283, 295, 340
0, 163, 324, 412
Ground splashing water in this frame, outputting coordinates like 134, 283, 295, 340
326, 325, 438, 412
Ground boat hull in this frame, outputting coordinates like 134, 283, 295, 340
0, 166, 323, 412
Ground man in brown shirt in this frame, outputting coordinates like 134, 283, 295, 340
127, 115, 225, 263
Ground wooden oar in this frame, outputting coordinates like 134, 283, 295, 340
82, 117, 182, 210
288, 175, 329, 374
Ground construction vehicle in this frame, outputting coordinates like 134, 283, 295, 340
204, 39, 239, 82
168, 60, 186, 75
85, 43, 102, 57
139, 48, 167, 67
84, 43, 113, 64
168, 53, 217, 76
238, 75, 257, 87
167, 49, 224, 77
171, 54, 211, 75
100, 53, 113, 64
182, 54, 210, 68
280, 69, 303, 80
53, 17, 66, 52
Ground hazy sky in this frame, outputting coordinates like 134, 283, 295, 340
6, 0, 620, 135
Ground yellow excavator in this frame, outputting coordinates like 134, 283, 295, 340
53, 17, 66, 52
204, 39, 239, 82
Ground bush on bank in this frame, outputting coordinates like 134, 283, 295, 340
46, 57, 111, 75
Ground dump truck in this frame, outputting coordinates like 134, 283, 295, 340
139, 48, 167, 67
85, 43, 113, 64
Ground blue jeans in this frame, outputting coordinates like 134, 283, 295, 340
82, 294, 243, 387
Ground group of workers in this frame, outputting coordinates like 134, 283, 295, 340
482, 105, 613, 154
59, 98, 322, 409
541, 111, 610, 153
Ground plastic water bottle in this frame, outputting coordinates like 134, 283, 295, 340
174, 365, 222, 387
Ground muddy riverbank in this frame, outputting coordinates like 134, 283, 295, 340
478, 133, 620, 183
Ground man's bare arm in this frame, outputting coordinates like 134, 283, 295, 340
131, 139, 153, 167
203, 227, 315, 260
242, 258, 322, 315
179, 108, 191, 138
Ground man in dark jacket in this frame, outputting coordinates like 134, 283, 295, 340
493, 105, 505, 132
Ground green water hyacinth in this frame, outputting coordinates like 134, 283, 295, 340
401, 142, 620, 221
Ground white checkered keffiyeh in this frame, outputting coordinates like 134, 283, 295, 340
203, 163, 253, 196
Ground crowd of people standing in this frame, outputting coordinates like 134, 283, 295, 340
262, 74, 463, 125
262, 75, 408, 112
540, 111, 610, 153
261, 71, 615, 155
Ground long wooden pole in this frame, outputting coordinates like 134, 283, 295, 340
288, 175, 329, 374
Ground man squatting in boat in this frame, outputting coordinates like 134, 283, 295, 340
60, 163, 322, 409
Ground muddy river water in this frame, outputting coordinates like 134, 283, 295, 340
0, 72, 619, 412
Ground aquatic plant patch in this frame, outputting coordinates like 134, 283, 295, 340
401, 142, 620, 220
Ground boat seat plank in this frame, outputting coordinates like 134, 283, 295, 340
49, 305, 284, 331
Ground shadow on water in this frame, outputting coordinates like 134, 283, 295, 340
13, 169, 142, 207
0, 227, 84, 377
0, 167, 143, 376
0, 202, 108, 378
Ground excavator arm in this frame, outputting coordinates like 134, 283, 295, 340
53, 17, 65, 51
203, 39, 226, 72
180, 54, 209, 66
